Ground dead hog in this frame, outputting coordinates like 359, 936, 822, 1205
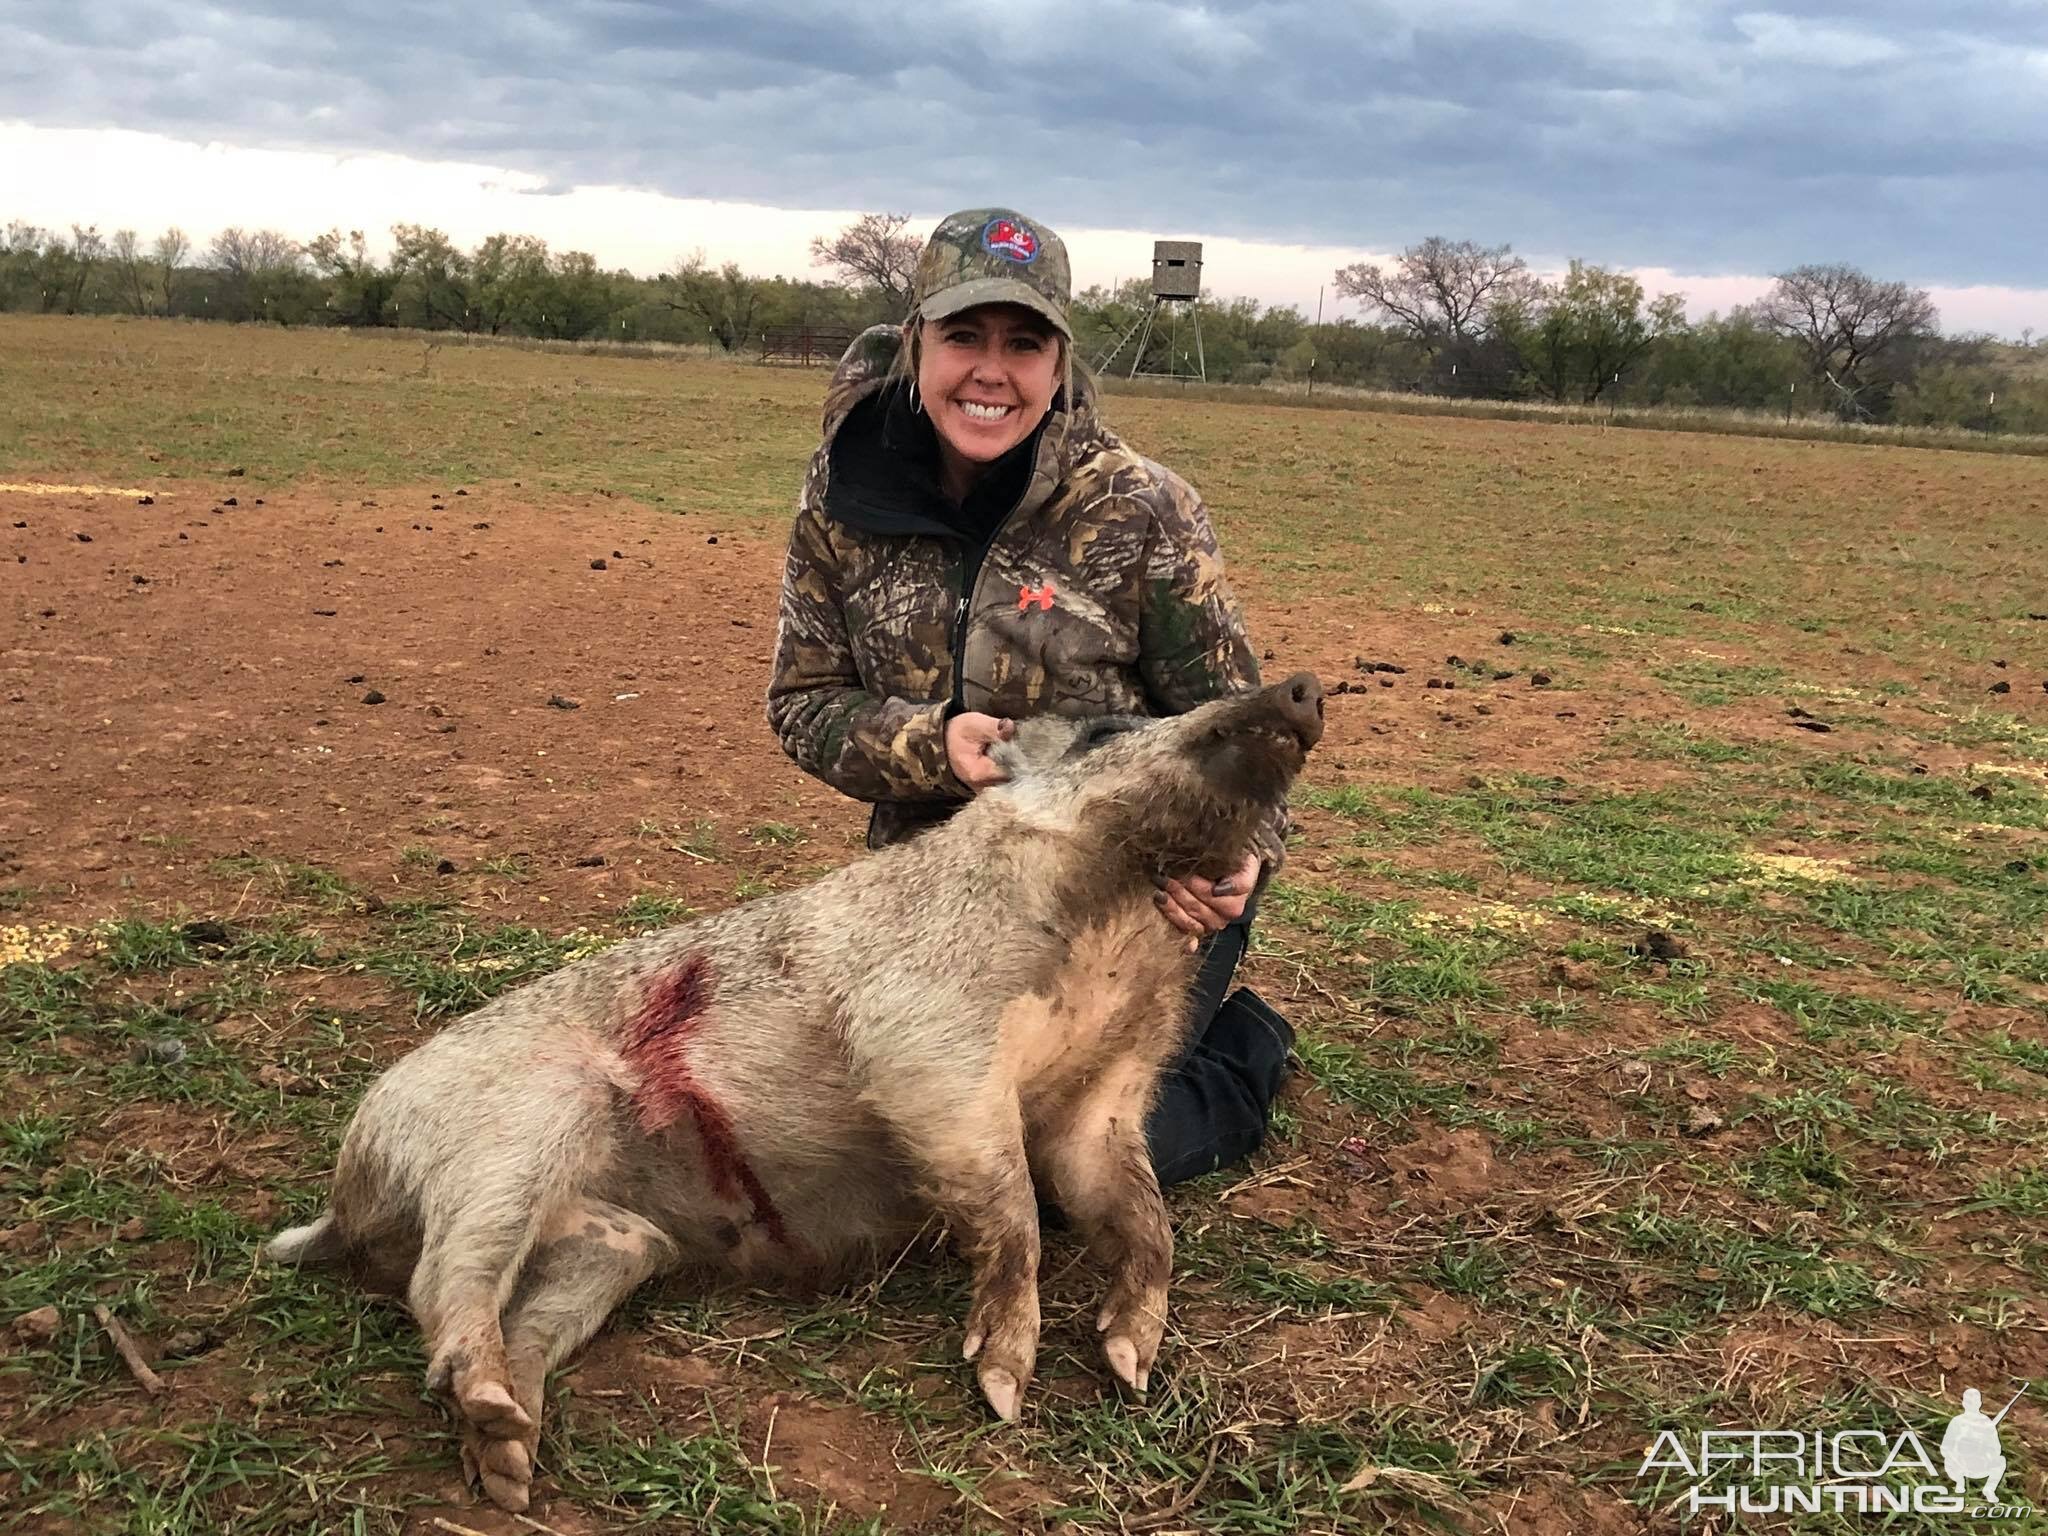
267, 672, 1324, 1511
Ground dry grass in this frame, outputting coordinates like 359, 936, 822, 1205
2, 314, 2044, 1534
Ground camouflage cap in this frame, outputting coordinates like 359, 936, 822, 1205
912, 208, 1072, 338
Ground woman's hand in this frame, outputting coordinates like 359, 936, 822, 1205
1154, 848, 1261, 951
945, 711, 1016, 791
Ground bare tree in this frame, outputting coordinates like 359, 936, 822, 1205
207, 226, 305, 322
209, 226, 300, 277
1333, 237, 1531, 352
65, 224, 106, 314
152, 227, 191, 315
110, 229, 148, 314
810, 212, 919, 316
1756, 263, 1937, 415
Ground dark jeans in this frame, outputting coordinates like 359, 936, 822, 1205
1143, 905, 1296, 1188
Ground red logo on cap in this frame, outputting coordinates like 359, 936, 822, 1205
982, 218, 1040, 264
1018, 582, 1056, 612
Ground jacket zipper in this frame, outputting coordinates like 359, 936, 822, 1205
948, 549, 981, 713
946, 414, 1057, 715
948, 496, 1027, 714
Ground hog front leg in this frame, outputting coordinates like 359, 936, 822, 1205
1036, 1057, 1174, 1395
876, 1081, 1042, 1421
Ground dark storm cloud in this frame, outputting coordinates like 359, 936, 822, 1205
6, 0, 2045, 286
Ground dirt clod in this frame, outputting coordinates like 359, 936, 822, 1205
161, 1328, 216, 1360
1549, 959, 1600, 990
257, 1064, 310, 1094
435, 859, 456, 875
1530, 671, 1552, 686
1683, 1106, 1726, 1138
590, 558, 608, 570
1632, 929, 1689, 962
362, 689, 385, 705
12, 1306, 60, 1344
547, 694, 581, 710
1384, 1127, 1498, 1211
1969, 784, 1994, 801
128, 1037, 188, 1067
1989, 680, 2011, 694
1498, 631, 1516, 644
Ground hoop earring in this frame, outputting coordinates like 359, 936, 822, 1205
909, 380, 924, 415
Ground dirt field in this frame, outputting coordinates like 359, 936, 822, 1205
2, 317, 2044, 1534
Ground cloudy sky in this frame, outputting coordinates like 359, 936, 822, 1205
4, 1, 2046, 333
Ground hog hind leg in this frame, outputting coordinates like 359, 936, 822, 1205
1033, 1057, 1174, 1396
409, 1195, 543, 1496
457, 1199, 683, 1512
410, 1168, 611, 1506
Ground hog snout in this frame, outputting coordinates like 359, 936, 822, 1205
1268, 672, 1325, 751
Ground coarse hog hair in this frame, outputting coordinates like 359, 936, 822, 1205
266, 672, 1324, 1511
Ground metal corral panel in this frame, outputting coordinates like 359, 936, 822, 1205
1151, 240, 1203, 299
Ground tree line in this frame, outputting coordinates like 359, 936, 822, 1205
4, 215, 2042, 433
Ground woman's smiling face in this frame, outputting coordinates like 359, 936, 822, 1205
915, 303, 1061, 493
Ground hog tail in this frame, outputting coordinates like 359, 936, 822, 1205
265, 1212, 344, 1266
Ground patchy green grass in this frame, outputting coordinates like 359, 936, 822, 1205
4, 314, 2046, 1530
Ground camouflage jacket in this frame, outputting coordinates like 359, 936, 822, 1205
767, 325, 1285, 869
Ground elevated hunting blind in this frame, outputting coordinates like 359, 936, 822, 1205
1150, 241, 1202, 301
1095, 238, 1207, 383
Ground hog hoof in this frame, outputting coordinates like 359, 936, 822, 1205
444, 1367, 538, 1510
455, 1375, 533, 1440
464, 1430, 533, 1512
1096, 1289, 1165, 1395
979, 1364, 1023, 1423
1102, 1333, 1149, 1396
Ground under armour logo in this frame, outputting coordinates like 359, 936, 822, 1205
1018, 583, 1056, 612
